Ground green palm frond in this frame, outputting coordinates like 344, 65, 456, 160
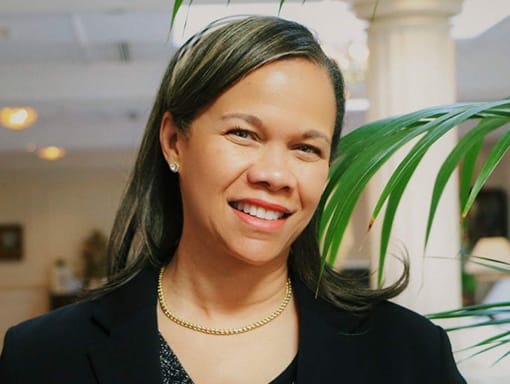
278, 0, 286, 14
318, 99, 510, 284
172, 0, 186, 27
170, 0, 328, 27
462, 129, 510, 218
426, 117, 508, 245
318, 98, 510, 361
171, 0, 293, 26
428, 301, 510, 364
466, 255, 510, 274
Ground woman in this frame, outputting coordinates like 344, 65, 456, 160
0, 16, 465, 383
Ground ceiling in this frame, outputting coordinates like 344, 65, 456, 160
0, 0, 509, 169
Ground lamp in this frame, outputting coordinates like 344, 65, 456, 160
0, 107, 38, 130
465, 236, 510, 281
37, 146, 66, 161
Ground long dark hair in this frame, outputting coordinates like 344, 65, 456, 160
95, 16, 408, 311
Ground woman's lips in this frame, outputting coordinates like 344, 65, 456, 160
229, 199, 292, 231
230, 201, 287, 220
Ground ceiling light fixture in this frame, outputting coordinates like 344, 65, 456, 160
37, 146, 66, 161
0, 107, 38, 130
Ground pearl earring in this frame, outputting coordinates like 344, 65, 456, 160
169, 162, 179, 173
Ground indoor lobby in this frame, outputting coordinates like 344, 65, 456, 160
1, 1, 509, 382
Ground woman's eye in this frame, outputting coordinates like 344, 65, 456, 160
296, 144, 322, 157
227, 128, 255, 140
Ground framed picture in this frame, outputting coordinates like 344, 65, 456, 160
0, 224, 23, 261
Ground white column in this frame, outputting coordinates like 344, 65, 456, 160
350, 0, 464, 314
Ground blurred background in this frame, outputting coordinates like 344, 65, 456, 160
0, 0, 509, 381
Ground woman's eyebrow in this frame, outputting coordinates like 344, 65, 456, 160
221, 112, 263, 128
222, 112, 331, 144
302, 130, 331, 145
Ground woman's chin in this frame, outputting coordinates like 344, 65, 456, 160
225, 243, 290, 268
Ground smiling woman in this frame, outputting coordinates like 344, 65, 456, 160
0, 16, 465, 384
160, 59, 335, 270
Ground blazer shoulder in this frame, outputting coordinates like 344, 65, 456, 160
369, 301, 465, 382
5, 266, 159, 352
368, 301, 456, 361
366, 300, 449, 346
294, 289, 466, 384
4, 298, 100, 354
371, 300, 438, 330
0, 299, 104, 383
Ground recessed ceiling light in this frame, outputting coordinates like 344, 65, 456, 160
0, 26, 9, 40
37, 146, 66, 161
0, 107, 38, 130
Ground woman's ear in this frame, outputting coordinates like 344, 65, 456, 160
160, 111, 182, 166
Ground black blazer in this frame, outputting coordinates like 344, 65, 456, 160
0, 266, 465, 383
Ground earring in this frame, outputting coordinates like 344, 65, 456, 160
169, 162, 179, 173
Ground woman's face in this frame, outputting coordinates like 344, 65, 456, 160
161, 58, 336, 267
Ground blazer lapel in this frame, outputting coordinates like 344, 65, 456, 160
85, 267, 373, 383
294, 278, 372, 383
87, 267, 162, 384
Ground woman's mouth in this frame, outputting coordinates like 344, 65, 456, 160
229, 201, 290, 221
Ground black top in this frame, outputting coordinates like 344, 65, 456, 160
0, 266, 466, 383
159, 333, 297, 384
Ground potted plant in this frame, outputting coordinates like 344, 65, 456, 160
318, 99, 510, 362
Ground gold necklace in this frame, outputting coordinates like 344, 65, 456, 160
157, 267, 293, 336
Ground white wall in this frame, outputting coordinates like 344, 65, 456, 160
0, 163, 130, 348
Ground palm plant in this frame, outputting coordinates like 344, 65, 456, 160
170, 0, 510, 362
318, 99, 510, 362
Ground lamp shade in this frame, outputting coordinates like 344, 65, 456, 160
465, 236, 510, 279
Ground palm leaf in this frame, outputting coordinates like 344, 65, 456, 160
318, 105, 469, 267
425, 117, 508, 246
428, 301, 510, 360
428, 301, 510, 317
171, 0, 186, 27
171, 0, 303, 27
318, 99, 510, 274
467, 261, 510, 275
319, 99, 510, 360
278, 0, 286, 14
369, 102, 508, 265
494, 349, 510, 366
462, 129, 510, 218
459, 339, 510, 364
461, 330, 510, 350
444, 318, 510, 332
459, 138, 483, 236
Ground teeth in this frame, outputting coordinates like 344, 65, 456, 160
233, 202, 285, 221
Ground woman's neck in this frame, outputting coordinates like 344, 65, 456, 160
162, 243, 290, 317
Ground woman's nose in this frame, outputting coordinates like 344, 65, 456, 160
246, 146, 297, 192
